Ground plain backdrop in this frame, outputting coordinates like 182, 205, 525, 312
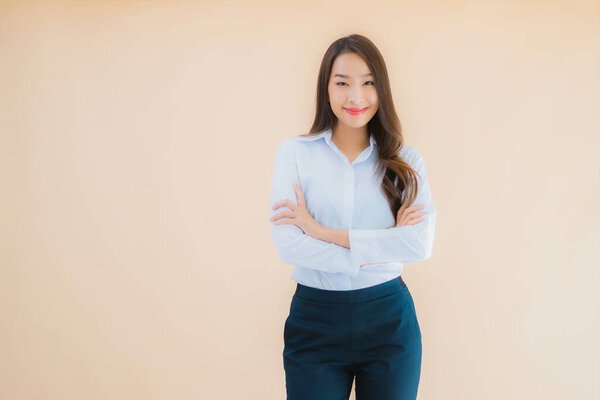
1, 1, 598, 399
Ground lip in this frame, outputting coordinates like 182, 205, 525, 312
344, 107, 368, 116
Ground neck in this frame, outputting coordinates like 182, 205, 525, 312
331, 124, 369, 151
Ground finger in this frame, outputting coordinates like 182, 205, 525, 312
406, 215, 426, 225
271, 200, 286, 210
398, 204, 427, 218
272, 218, 294, 225
399, 208, 427, 223
406, 209, 428, 218
396, 203, 406, 216
270, 210, 293, 221
272, 199, 291, 210
294, 182, 305, 207
397, 202, 418, 215
272, 199, 297, 211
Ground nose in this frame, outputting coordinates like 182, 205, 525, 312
347, 86, 367, 104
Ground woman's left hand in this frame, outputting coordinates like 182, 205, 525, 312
270, 182, 324, 239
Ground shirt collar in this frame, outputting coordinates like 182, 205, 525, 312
297, 127, 377, 148
297, 128, 330, 141
298, 127, 376, 164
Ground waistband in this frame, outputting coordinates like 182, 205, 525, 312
294, 276, 407, 304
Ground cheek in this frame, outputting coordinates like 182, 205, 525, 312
330, 104, 345, 119
330, 99, 346, 115
329, 90, 344, 105
369, 98, 378, 113
328, 85, 338, 100
368, 91, 378, 105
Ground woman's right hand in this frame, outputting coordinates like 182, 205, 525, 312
396, 203, 427, 227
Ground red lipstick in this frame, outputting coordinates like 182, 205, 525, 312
344, 107, 368, 116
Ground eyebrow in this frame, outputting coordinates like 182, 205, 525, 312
334, 73, 373, 78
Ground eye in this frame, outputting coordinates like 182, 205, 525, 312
336, 81, 375, 86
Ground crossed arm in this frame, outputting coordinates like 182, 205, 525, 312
269, 139, 437, 277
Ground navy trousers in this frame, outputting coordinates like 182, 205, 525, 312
283, 276, 422, 400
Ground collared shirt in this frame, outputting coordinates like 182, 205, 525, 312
269, 127, 437, 290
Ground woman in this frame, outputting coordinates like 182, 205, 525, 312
269, 34, 437, 400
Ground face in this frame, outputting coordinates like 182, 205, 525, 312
328, 52, 379, 129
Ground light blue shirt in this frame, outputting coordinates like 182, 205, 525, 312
269, 127, 437, 290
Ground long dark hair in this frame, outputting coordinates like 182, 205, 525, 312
303, 33, 419, 222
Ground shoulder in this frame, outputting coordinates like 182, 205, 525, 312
398, 144, 428, 176
275, 136, 310, 164
279, 136, 297, 148
398, 144, 423, 165
277, 132, 324, 153
275, 137, 296, 157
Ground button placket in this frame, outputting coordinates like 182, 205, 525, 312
343, 166, 355, 228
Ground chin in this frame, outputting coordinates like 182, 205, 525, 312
343, 119, 368, 128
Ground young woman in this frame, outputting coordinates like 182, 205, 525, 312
269, 34, 437, 400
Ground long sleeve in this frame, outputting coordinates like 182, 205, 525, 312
348, 151, 437, 267
269, 139, 360, 277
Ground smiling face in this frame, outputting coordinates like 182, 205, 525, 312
327, 52, 379, 129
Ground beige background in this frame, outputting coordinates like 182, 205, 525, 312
1, 1, 598, 399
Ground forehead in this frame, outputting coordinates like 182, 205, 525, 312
330, 53, 372, 78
